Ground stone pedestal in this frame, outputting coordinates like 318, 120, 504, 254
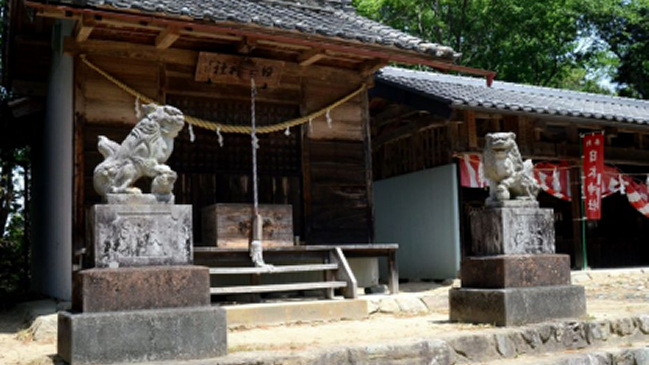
89, 204, 193, 268
450, 206, 586, 326
72, 266, 210, 313
449, 285, 586, 326
470, 207, 555, 255
59, 306, 227, 365
60, 203, 227, 364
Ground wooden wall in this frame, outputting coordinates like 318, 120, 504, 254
75, 52, 373, 248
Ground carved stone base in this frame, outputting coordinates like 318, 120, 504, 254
58, 306, 227, 365
72, 266, 210, 313
470, 207, 555, 256
461, 254, 571, 289
89, 204, 193, 268
449, 285, 586, 326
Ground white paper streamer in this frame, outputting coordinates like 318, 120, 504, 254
188, 123, 196, 143
326, 109, 333, 129
216, 126, 224, 147
134, 96, 142, 119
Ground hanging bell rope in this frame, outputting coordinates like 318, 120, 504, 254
80, 54, 366, 135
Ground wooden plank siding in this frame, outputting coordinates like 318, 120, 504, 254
75, 50, 373, 248
302, 80, 373, 244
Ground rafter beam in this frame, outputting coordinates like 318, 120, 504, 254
297, 48, 326, 66
374, 115, 447, 148
74, 15, 96, 42
236, 37, 258, 54
155, 27, 180, 49
359, 58, 388, 77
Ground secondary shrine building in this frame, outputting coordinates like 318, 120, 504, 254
4, 0, 496, 300
370, 67, 649, 280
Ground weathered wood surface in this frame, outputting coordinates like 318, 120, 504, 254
208, 263, 338, 275
210, 281, 347, 295
76, 45, 375, 248
202, 203, 294, 248
195, 244, 399, 295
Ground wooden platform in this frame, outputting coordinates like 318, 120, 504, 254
194, 244, 399, 295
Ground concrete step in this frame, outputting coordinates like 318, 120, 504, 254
223, 298, 368, 327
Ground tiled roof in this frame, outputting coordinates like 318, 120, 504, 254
377, 67, 649, 126
70, 0, 458, 59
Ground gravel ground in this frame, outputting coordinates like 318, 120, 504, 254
1, 268, 647, 365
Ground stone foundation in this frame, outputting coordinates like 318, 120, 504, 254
449, 285, 587, 326
72, 266, 210, 312
58, 306, 227, 365
460, 254, 571, 289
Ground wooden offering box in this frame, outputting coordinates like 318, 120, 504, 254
202, 204, 294, 248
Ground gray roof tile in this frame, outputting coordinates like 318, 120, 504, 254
377, 67, 649, 127
57, 0, 458, 60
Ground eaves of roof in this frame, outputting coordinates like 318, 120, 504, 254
376, 67, 649, 128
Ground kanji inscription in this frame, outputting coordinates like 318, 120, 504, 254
194, 53, 284, 87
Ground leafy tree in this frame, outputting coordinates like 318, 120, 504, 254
582, 0, 649, 98
353, 0, 612, 90
0, 0, 30, 296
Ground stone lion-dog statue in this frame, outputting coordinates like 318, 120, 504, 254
93, 104, 185, 204
483, 132, 539, 205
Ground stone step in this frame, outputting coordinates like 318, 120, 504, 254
477, 342, 649, 365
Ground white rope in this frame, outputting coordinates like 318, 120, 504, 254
251, 77, 259, 217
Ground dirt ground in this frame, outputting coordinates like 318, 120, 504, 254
1, 268, 648, 365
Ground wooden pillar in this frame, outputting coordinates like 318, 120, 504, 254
361, 90, 375, 243
466, 111, 477, 149
73, 55, 86, 265
570, 167, 585, 269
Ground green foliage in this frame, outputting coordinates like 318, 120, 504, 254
0, 213, 26, 296
352, 0, 622, 93
583, 0, 649, 98
0, 147, 30, 296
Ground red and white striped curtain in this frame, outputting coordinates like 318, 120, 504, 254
457, 154, 649, 219
458, 154, 487, 188
534, 162, 571, 201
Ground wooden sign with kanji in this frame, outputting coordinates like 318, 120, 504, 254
194, 53, 284, 87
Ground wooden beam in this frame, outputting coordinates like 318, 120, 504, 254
64, 38, 198, 66
374, 115, 447, 148
297, 48, 326, 66
359, 58, 388, 77
155, 27, 180, 49
236, 37, 258, 54
74, 15, 96, 42
372, 104, 418, 128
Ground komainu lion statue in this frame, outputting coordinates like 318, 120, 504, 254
93, 104, 185, 203
483, 132, 539, 205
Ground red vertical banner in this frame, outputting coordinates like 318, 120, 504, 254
582, 133, 605, 220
